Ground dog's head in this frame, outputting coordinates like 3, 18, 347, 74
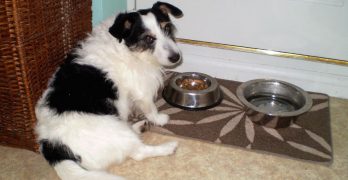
109, 2, 183, 67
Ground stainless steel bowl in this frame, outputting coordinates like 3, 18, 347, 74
237, 79, 312, 128
163, 72, 222, 110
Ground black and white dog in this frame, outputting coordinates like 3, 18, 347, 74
35, 2, 183, 179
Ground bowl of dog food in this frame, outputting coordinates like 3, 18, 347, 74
236, 79, 312, 128
163, 72, 222, 110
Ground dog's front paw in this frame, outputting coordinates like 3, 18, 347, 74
151, 113, 169, 126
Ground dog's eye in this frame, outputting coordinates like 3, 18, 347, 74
144, 35, 156, 44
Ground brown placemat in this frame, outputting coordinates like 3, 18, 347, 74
132, 72, 333, 165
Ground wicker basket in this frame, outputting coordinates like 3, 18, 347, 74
0, 0, 92, 152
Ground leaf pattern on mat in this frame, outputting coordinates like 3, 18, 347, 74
218, 86, 257, 143
310, 93, 328, 100
289, 123, 302, 129
160, 107, 182, 115
245, 116, 255, 143
220, 113, 244, 137
196, 112, 240, 124
262, 126, 284, 141
305, 130, 332, 152
168, 120, 194, 125
208, 106, 240, 112
220, 85, 243, 106
287, 141, 331, 159
221, 99, 242, 109
310, 102, 329, 112
215, 138, 222, 143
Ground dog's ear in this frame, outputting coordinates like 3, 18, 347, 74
109, 13, 139, 42
152, 2, 183, 19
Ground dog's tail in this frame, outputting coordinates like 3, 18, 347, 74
54, 160, 124, 180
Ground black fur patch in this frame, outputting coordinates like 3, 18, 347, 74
40, 139, 81, 166
46, 54, 118, 115
139, 2, 183, 23
152, 1, 183, 18
109, 2, 183, 51
109, 12, 143, 44
109, 12, 156, 52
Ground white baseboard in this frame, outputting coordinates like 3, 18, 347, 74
171, 43, 348, 99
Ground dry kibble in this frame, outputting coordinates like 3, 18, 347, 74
179, 78, 208, 90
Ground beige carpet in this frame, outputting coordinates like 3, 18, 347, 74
1, 97, 347, 180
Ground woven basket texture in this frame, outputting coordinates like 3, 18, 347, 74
0, 0, 92, 152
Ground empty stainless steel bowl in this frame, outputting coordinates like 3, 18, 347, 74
163, 72, 222, 110
237, 79, 312, 128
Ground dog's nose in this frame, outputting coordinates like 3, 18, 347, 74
169, 53, 181, 63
